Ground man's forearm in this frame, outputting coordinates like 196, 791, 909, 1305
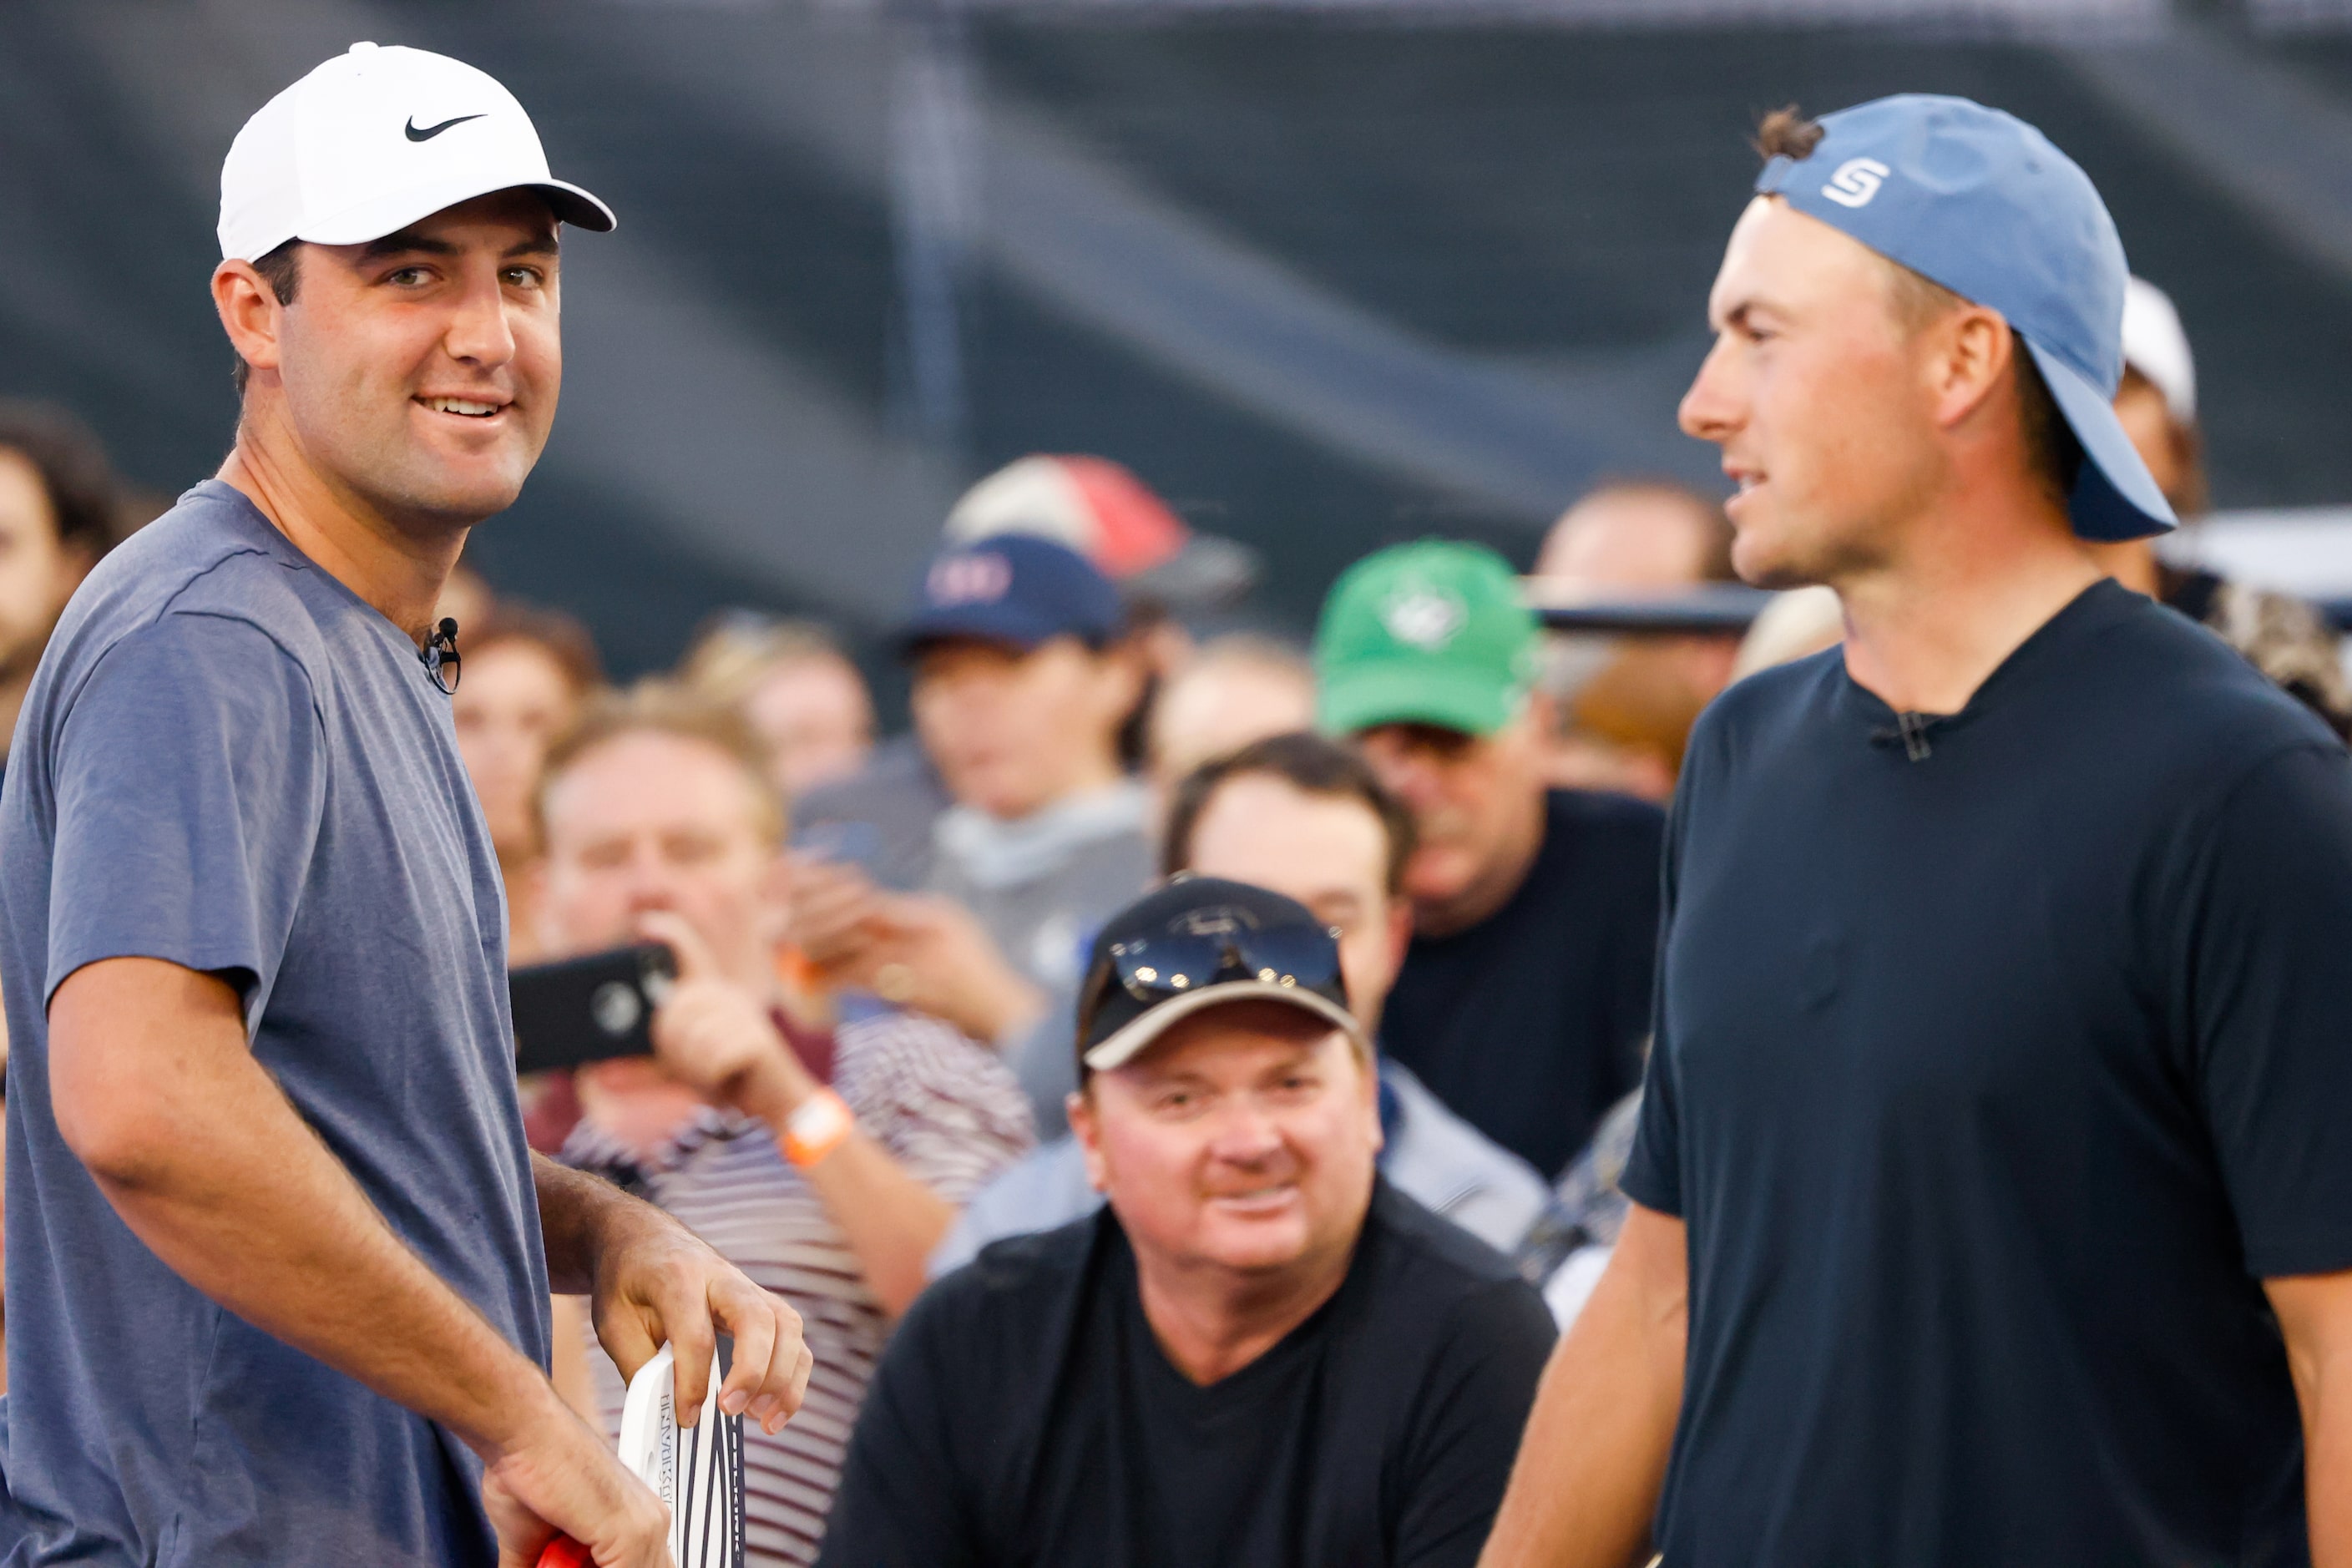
56, 964, 558, 1460
1479, 1207, 1688, 1568
534, 1151, 655, 1297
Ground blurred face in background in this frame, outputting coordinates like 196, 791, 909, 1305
1181, 773, 1409, 1034
0, 448, 94, 675
453, 636, 583, 861
912, 635, 1140, 821
1535, 488, 1720, 593
1354, 704, 1549, 934
1147, 655, 1316, 798
539, 730, 782, 1125
2112, 369, 2199, 516
1679, 196, 1945, 590
744, 653, 874, 800
1073, 1004, 1380, 1284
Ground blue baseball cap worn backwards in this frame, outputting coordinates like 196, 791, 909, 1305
894, 534, 1123, 655
1758, 94, 2175, 542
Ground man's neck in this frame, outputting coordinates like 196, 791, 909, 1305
217, 411, 466, 645
1833, 491, 2103, 717
1130, 1230, 1357, 1387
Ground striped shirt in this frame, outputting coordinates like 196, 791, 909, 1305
560, 1010, 1034, 1565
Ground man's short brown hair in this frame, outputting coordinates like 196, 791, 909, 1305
1161, 731, 1416, 896
536, 680, 784, 848
1754, 106, 2083, 507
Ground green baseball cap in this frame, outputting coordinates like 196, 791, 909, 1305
1313, 540, 1539, 737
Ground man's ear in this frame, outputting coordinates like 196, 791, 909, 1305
1930, 306, 2012, 434
1068, 1086, 1111, 1195
213, 260, 287, 385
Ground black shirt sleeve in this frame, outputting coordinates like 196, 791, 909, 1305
1390, 1279, 1558, 1568
2176, 741, 2352, 1278
815, 1287, 984, 1568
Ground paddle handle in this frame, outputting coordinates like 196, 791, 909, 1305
537, 1538, 593, 1568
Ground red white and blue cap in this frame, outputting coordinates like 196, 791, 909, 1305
1757, 94, 2174, 542
895, 534, 1123, 655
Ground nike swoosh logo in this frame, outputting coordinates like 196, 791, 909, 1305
405, 113, 487, 143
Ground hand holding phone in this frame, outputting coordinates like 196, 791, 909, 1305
510, 943, 679, 1075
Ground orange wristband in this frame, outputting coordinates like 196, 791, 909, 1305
782, 1087, 854, 1168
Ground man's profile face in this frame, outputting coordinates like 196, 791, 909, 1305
1353, 710, 1545, 912
1073, 1004, 1380, 1281
0, 449, 92, 674
910, 635, 1136, 821
1678, 196, 1937, 589
265, 189, 563, 529
1183, 773, 1406, 1034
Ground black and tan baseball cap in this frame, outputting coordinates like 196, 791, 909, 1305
1075, 878, 1365, 1077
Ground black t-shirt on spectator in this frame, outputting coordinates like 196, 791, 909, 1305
1624, 580, 2352, 1567
1383, 788, 1664, 1176
817, 1179, 1555, 1568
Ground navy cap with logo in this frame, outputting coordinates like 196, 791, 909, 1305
1758, 94, 2174, 542
1076, 877, 1367, 1078
894, 534, 1123, 655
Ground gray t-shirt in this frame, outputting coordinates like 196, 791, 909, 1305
0, 483, 547, 1565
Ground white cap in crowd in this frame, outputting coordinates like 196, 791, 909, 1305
2120, 276, 2196, 427
219, 42, 615, 263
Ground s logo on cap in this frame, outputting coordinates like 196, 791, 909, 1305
1821, 156, 1892, 210
926, 551, 1013, 608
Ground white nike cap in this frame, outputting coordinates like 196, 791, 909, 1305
219, 42, 615, 263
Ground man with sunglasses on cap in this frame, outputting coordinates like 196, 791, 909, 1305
819, 878, 1555, 1567
0, 45, 807, 1568
1483, 99, 2352, 1568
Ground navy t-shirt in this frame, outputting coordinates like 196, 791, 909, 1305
1623, 580, 2352, 1565
1384, 789, 1663, 1177
0, 483, 548, 1565
821, 1179, 1555, 1568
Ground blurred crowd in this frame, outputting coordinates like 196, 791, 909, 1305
0, 263, 2339, 1565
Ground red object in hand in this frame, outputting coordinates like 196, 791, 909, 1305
537, 1538, 593, 1568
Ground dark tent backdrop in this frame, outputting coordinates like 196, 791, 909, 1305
3, 0, 2350, 685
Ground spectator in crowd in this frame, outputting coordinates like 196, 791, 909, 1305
933, 731, 1551, 1272
793, 454, 1246, 896
2082, 276, 2352, 736
787, 536, 1154, 1131
0, 402, 124, 771
535, 685, 1032, 1567
1486, 98, 2352, 1568
680, 611, 877, 801
1145, 633, 1316, 797
821, 878, 1555, 1568
1532, 481, 1742, 801
1316, 541, 1664, 1178
450, 600, 604, 964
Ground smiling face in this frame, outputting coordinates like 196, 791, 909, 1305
1678, 197, 1947, 589
1072, 1001, 1380, 1282
239, 188, 563, 531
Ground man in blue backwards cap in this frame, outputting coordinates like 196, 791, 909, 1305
1483, 99, 2352, 1567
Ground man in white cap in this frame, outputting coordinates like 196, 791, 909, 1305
2082, 276, 2352, 736
0, 44, 808, 1567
